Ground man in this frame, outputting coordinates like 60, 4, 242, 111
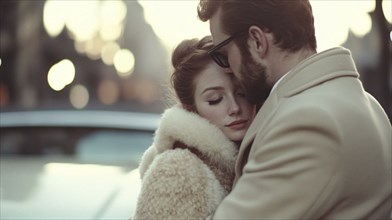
198, 0, 391, 219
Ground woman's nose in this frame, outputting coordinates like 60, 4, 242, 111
228, 99, 241, 115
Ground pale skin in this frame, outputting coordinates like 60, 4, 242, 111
193, 61, 256, 142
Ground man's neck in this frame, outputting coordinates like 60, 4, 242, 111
268, 48, 316, 84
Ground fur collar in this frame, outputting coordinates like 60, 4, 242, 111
139, 105, 238, 177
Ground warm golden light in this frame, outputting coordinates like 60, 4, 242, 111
390, 31, 392, 42
139, 1, 209, 52
101, 42, 120, 65
140, 1, 380, 53
97, 79, 120, 105
100, 0, 127, 27
100, 25, 123, 42
348, 1, 374, 37
310, 0, 374, 51
43, 0, 128, 68
47, 59, 75, 91
113, 49, 135, 77
70, 84, 89, 109
350, 13, 372, 37
65, 1, 100, 42
0, 82, 10, 107
383, 0, 391, 23
43, 0, 67, 37
85, 37, 104, 60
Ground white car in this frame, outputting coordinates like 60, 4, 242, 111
0, 110, 160, 219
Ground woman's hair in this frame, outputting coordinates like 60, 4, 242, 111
170, 36, 214, 111
197, 0, 317, 52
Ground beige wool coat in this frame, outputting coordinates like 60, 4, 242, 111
132, 106, 238, 219
211, 47, 392, 219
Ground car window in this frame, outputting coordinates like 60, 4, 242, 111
76, 130, 153, 164
0, 127, 154, 165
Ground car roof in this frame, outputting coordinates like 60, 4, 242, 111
0, 110, 161, 131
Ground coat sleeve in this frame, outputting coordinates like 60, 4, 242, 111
137, 145, 157, 179
133, 149, 226, 220
210, 106, 343, 219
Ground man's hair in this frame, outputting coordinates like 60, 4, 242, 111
197, 0, 317, 52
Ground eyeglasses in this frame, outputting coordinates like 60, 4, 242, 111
208, 32, 245, 68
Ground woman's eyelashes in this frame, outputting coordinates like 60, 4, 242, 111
208, 97, 223, 105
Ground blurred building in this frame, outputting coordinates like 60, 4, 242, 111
342, 0, 391, 122
0, 0, 391, 121
0, 0, 170, 114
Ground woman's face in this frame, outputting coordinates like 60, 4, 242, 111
194, 62, 256, 142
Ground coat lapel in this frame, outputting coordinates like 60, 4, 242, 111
234, 47, 359, 184
234, 92, 279, 182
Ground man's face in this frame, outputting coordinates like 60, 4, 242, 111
238, 48, 271, 105
209, 9, 271, 105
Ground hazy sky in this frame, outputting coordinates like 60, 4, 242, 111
139, 0, 391, 54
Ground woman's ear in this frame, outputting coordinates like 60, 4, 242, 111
248, 26, 268, 58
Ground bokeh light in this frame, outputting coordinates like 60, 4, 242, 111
349, 13, 372, 37
47, 59, 75, 91
65, 1, 100, 42
101, 42, 120, 66
85, 36, 104, 60
383, 0, 391, 23
390, 31, 392, 42
310, 0, 375, 51
100, 25, 123, 42
97, 79, 120, 105
0, 82, 10, 107
139, 1, 210, 52
43, 0, 127, 63
113, 49, 135, 77
100, 0, 127, 26
70, 84, 89, 109
43, 0, 67, 38
140, 1, 381, 53
100, 0, 126, 41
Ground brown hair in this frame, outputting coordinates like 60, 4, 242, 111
170, 36, 214, 111
197, 0, 317, 52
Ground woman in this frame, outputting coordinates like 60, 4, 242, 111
132, 36, 255, 219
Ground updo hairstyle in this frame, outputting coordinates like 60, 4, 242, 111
170, 36, 214, 111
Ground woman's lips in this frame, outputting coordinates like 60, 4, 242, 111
226, 119, 247, 129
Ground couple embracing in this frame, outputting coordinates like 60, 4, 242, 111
133, 1, 392, 219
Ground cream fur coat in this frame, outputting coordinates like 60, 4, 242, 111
132, 106, 238, 219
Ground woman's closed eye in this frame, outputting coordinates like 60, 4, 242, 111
208, 97, 223, 105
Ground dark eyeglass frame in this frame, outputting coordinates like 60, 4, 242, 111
207, 31, 246, 68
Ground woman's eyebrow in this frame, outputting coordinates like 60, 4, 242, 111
201, 86, 223, 95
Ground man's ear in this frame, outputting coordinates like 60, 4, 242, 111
248, 25, 268, 58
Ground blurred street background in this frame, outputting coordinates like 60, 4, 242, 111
0, 0, 391, 120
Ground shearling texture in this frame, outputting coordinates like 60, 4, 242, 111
132, 105, 238, 219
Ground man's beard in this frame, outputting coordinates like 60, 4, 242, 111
238, 50, 272, 106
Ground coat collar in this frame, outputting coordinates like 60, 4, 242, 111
236, 47, 359, 177
152, 105, 238, 170
276, 47, 359, 97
